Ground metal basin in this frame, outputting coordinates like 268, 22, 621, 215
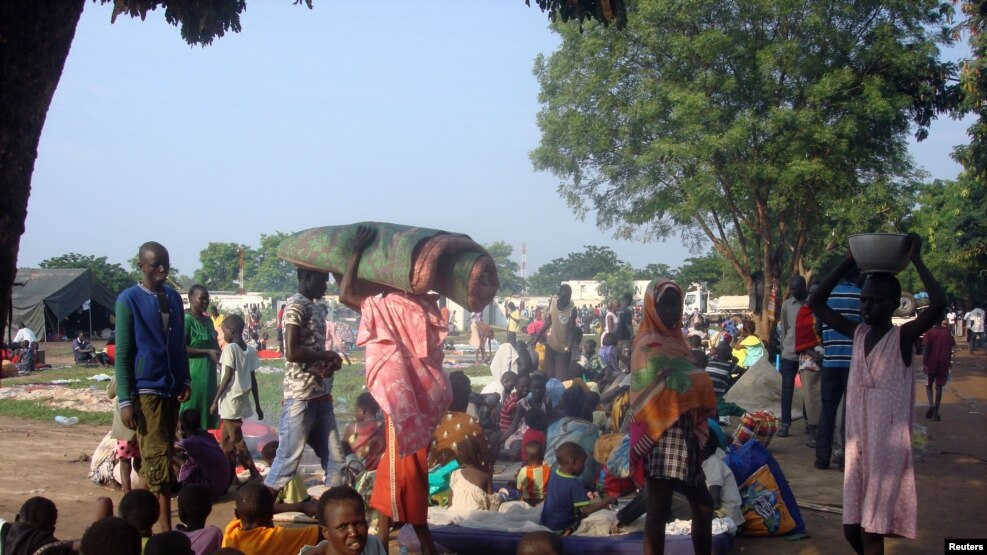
848, 233, 911, 274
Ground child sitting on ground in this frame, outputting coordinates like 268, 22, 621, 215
118, 489, 158, 548
448, 436, 493, 512
175, 484, 223, 555
516, 530, 563, 555
516, 440, 551, 506
144, 531, 193, 555
0, 496, 80, 555
299, 486, 387, 555
14, 340, 34, 374
79, 517, 142, 555
260, 441, 317, 516
175, 408, 234, 501
577, 339, 606, 383
539, 442, 617, 535
688, 335, 708, 368
521, 408, 548, 455
222, 484, 320, 555
211, 314, 264, 485
342, 392, 385, 472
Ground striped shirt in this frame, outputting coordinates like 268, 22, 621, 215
517, 463, 551, 504
705, 359, 735, 397
499, 391, 519, 432
821, 283, 861, 368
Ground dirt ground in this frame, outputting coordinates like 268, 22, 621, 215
1, 346, 984, 553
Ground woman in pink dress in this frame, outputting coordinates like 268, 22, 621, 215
808, 234, 945, 554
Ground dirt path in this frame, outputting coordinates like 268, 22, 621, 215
1, 351, 984, 552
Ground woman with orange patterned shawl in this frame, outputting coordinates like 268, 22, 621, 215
629, 279, 717, 555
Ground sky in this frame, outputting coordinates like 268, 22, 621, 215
19, 1, 972, 280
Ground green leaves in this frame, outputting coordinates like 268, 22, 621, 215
532, 0, 956, 304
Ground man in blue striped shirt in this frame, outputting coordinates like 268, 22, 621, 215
814, 264, 861, 470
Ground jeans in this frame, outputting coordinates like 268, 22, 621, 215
265, 397, 345, 490
779, 358, 799, 425
971, 331, 984, 354
815, 365, 849, 463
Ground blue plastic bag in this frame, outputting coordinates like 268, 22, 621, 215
725, 439, 805, 535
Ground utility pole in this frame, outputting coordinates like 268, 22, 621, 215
521, 242, 527, 296
238, 247, 245, 294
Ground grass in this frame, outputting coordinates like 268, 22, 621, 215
1, 354, 495, 429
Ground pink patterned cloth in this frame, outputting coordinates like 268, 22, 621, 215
357, 293, 451, 458
843, 325, 917, 538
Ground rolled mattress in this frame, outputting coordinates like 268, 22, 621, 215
277, 222, 499, 312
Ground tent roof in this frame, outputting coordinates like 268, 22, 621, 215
11, 268, 119, 337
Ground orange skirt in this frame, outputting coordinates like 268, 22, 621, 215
369, 417, 429, 524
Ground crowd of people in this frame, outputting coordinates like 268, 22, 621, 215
3, 232, 984, 555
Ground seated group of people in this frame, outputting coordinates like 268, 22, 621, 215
416, 332, 745, 537
1, 339, 46, 375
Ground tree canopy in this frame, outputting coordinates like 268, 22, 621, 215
527, 245, 623, 294
531, 0, 957, 338
486, 242, 524, 295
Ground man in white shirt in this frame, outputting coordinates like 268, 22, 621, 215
965, 305, 985, 354
12, 322, 37, 344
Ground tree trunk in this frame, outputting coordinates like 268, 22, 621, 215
0, 0, 85, 332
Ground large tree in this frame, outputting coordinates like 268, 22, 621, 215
0, 0, 621, 331
532, 0, 956, 341
486, 242, 524, 295
194, 242, 256, 292
246, 232, 296, 293
527, 245, 623, 294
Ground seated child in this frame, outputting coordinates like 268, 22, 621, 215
222, 484, 320, 555
539, 442, 617, 535
260, 441, 317, 516
705, 342, 746, 420
670, 438, 743, 527
521, 408, 548, 455
176, 484, 223, 555
582, 391, 606, 431
516, 440, 551, 506
176, 409, 234, 501
211, 314, 264, 485
144, 530, 193, 555
118, 489, 158, 548
258, 333, 269, 351
0, 496, 74, 555
516, 530, 563, 555
688, 335, 708, 368
79, 517, 142, 555
15, 340, 34, 374
577, 339, 606, 383
342, 392, 385, 472
448, 436, 492, 512
498, 374, 528, 434
299, 486, 388, 555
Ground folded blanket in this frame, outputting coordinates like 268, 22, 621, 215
277, 222, 499, 311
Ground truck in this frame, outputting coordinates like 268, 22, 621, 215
683, 283, 750, 318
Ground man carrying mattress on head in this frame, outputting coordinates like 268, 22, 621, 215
338, 226, 451, 555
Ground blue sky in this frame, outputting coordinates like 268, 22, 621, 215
20, 1, 971, 279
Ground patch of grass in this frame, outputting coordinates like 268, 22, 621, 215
0, 398, 112, 426
1, 354, 495, 429
2, 366, 112, 390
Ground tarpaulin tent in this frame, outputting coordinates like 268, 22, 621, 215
10, 268, 118, 342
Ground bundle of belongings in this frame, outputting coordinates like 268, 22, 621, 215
725, 439, 806, 536
277, 222, 499, 312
